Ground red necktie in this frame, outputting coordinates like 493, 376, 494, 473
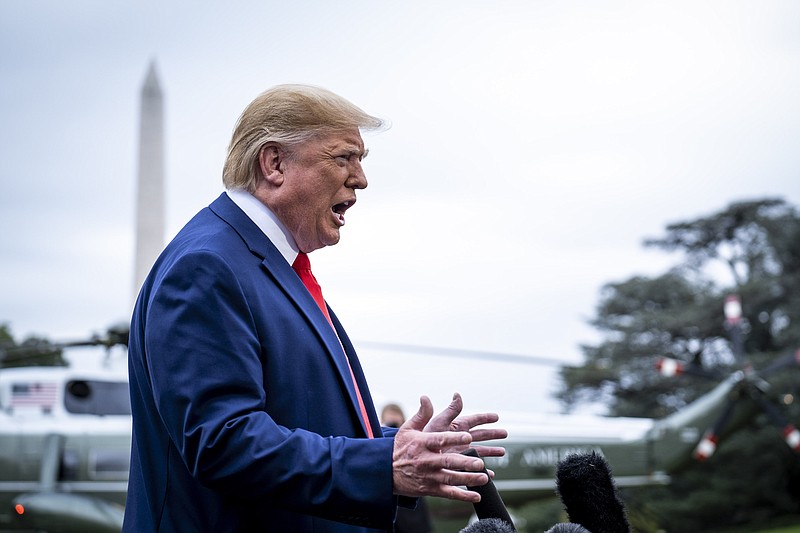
292, 252, 374, 438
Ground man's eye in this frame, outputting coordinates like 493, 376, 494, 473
334, 151, 365, 165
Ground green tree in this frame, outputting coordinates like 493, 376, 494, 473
557, 198, 800, 531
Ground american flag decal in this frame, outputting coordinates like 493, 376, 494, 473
10, 382, 58, 409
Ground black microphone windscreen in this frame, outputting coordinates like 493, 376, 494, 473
462, 449, 515, 531
555, 452, 630, 533
544, 523, 593, 533
460, 518, 517, 533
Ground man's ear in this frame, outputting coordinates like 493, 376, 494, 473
258, 143, 285, 186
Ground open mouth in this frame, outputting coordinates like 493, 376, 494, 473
331, 200, 354, 225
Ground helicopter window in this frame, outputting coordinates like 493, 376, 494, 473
64, 380, 131, 415
68, 380, 91, 398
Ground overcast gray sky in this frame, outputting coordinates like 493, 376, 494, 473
2, 1, 798, 415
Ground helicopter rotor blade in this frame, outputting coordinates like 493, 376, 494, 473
693, 397, 738, 461
752, 394, 800, 453
760, 348, 800, 378
356, 341, 569, 366
0, 325, 130, 368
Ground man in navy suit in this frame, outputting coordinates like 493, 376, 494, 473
124, 85, 507, 532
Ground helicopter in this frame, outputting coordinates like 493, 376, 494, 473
0, 330, 130, 533
470, 294, 800, 510
1, 313, 798, 533
373, 348, 800, 514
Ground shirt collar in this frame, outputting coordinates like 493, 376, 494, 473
226, 188, 298, 265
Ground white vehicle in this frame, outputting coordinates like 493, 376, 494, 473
0, 359, 130, 533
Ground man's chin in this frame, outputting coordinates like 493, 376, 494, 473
324, 231, 342, 247
304, 230, 341, 252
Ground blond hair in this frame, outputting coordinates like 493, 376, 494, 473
222, 84, 385, 191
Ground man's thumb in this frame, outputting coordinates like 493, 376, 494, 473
406, 395, 434, 430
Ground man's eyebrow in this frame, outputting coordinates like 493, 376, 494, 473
341, 146, 368, 159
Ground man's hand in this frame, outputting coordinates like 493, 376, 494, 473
425, 392, 507, 458
392, 396, 506, 503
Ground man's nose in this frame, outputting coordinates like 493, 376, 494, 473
346, 163, 368, 190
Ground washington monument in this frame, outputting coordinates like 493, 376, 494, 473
133, 61, 165, 302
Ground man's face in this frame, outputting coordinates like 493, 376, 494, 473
266, 128, 368, 253
381, 410, 405, 429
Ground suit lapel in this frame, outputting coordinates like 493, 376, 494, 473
208, 193, 371, 436
329, 309, 381, 436
263, 253, 373, 438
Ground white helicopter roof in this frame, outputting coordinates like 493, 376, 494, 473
0, 363, 130, 428
497, 410, 654, 443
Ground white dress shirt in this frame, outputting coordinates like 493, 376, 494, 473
226, 188, 298, 265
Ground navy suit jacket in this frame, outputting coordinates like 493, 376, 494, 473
124, 193, 397, 532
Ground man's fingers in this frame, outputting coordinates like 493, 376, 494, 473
445, 392, 463, 417
467, 427, 507, 442
418, 468, 489, 500
469, 445, 506, 458
392, 394, 509, 504
431, 481, 485, 503
450, 412, 501, 432
424, 429, 474, 452
446, 470, 489, 489
425, 392, 464, 432
437, 450, 484, 473
400, 438, 487, 475
404, 395, 434, 431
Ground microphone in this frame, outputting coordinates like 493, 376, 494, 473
545, 523, 592, 533
460, 518, 516, 533
461, 448, 515, 531
552, 451, 630, 533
